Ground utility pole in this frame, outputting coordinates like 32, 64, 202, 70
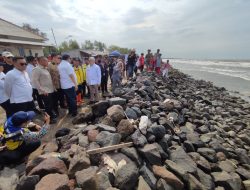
51, 28, 58, 48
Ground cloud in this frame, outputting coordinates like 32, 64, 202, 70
0, 0, 250, 59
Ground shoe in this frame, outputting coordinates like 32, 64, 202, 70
71, 113, 77, 117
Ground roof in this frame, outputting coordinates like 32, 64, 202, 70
0, 38, 53, 47
79, 49, 107, 56
0, 18, 45, 41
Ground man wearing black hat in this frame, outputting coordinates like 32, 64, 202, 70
0, 111, 50, 165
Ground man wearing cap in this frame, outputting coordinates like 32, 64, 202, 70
0, 111, 50, 165
32, 56, 57, 124
58, 54, 78, 117
1, 51, 14, 74
4, 56, 35, 115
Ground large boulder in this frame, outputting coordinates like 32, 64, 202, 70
72, 106, 94, 124
16, 175, 40, 190
125, 107, 138, 120
117, 119, 135, 139
197, 148, 217, 163
107, 105, 125, 122
152, 165, 184, 190
108, 97, 127, 106
140, 165, 157, 189
35, 174, 69, 190
131, 129, 148, 147
75, 166, 98, 190
0, 167, 19, 190
91, 100, 109, 117
95, 131, 121, 147
28, 157, 67, 178
169, 146, 197, 175
139, 143, 162, 165
212, 171, 242, 190
137, 176, 151, 190
68, 148, 91, 178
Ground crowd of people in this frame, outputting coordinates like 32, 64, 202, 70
0, 48, 171, 165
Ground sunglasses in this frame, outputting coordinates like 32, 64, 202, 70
7, 57, 13, 59
20, 62, 28, 66
58, 57, 62, 59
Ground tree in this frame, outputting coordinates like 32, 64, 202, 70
43, 46, 59, 56
109, 45, 131, 54
68, 39, 80, 49
82, 40, 94, 50
22, 23, 47, 38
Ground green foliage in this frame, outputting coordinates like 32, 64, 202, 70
43, 46, 59, 56
109, 45, 131, 54
57, 39, 80, 52
82, 40, 94, 50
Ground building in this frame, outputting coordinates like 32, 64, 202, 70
62, 49, 109, 60
0, 18, 52, 57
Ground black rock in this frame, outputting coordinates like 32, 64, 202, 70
16, 175, 40, 190
139, 143, 162, 165
197, 148, 217, 163
95, 131, 121, 147
91, 100, 110, 117
183, 141, 195, 153
125, 107, 138, 120
147, 125, 166, 139
140, 165, 157, 189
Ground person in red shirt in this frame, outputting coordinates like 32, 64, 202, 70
138, 53, 145, 72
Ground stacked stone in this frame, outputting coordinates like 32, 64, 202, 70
3, 70, 250, 190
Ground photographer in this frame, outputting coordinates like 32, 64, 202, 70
0, 111, 50, 165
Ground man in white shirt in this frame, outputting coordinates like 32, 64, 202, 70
0, 62, 11, 118
4, 56, 35, 115
58, 54, 78, 117
26, 56, 44, 110
32, 56, 57, 123
86, 57, 101, 103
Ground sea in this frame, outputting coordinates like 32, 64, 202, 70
166, 59, 250, 102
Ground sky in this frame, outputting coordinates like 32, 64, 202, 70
1, 0, 250, 59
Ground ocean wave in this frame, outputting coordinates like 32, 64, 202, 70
169, 59, 250, 68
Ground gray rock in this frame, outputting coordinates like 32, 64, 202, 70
197, 168, 215, 190
101, 116, 116, 127
167, 112, 179, 122
96, 171, 112, 190
91, 100, 109, 117
236, 167, 250, 180
131, 129, 148, 147
186, 173, 206, 190
68, 148, 91, 178
97, 123, 116, 133
75, 166, 98, 189
147, 125, 166, 139
78, 134, 89, 148
140, 165, 157, 189
121, 147, 142, 166
139, 143, 162, 165
218, 160, 236, 173
125, 107, 138, 120
235, 148, 250, 165
113, 155, 139, 190
156, 178, 175, 190
108, 97, 127, 106
169, 146, 197, 175
0, 167, 19, 190
188, 152, 211, 173
131, 107, 142, 117
159, 134, 172, 152
137, 176, 151, 190
212, 171, 242, 190
141, 109, 152, 117
96, 131, 121, 147
165, 160, 188, 181
197, 148, 217, 163
183, 141, 195, 152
